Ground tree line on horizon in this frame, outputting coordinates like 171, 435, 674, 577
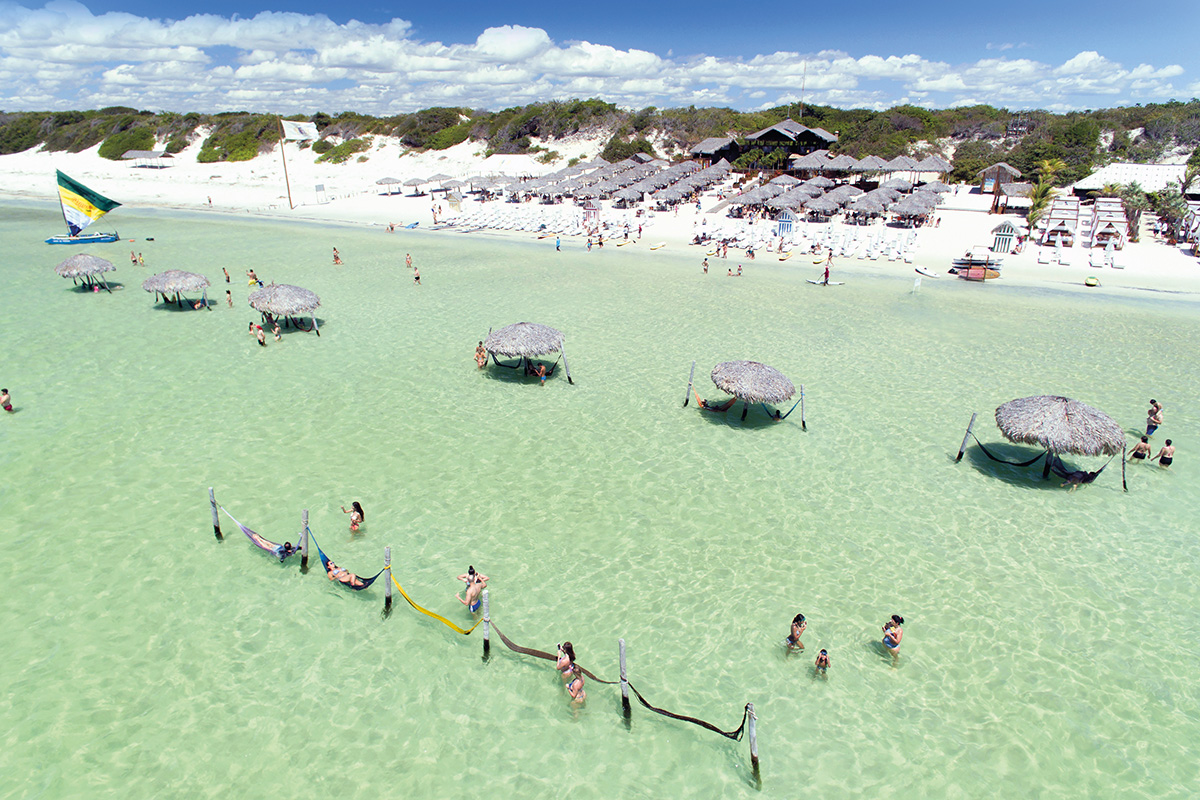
2, 98, 1199, 189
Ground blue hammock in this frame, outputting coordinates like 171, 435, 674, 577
220, 505, 299, 563
310, 532, 384, 591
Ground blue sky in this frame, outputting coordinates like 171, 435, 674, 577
1, 0, 1196, 114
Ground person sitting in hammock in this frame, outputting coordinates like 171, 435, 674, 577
325, 558, 365, 588
1052, 457, 1100, 491
246, 529, 297, 562
693, 389, 735, 412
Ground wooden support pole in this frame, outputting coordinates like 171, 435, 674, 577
748, 702, 760, 785
741, 401, 749, 421
619, 638, 631, 723
209, 487, 222, 540
955, 412, 977, 463
312, 314, 320, 337
482, 589, 491, 662
300, 509, 309, 573
383, 546, 393, 616
683, 360, 696, 407
561, 349, 574, 385
1121, 445, 1128, 492
1042, 451, 1053, 479
800, 385, 807, 431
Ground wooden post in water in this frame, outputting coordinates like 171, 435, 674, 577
619, 638, 631, 723
741, 401, 749, 421
1121, 445, 1128, 492
561, 349, 574, 385
300, 509, 309, 573
748, 702, 760, 784
482, 589, 491, 662
800, 385, 807, 431
209, 487, 222, 540
383, 546, 393, 616
1042, 451, 1053, 479
683, 360, 696, 407
955, 413, 977, 463
311, 314, 320, 337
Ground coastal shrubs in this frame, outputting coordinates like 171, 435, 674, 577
196, 114, 280, 162
98, 126, 156, 160
315, 138, 370, 163
311, 139, 334, 154
427, 122, 472, 150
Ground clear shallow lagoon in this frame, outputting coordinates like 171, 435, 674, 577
2, 200, 1198, 799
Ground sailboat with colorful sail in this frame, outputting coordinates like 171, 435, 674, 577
46, 170, 122, 244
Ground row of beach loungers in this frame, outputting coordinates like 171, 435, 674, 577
1035, 242, 1125, 269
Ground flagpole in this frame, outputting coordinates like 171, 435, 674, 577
279, 117, 295, 210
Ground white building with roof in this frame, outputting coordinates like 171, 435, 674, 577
1071, 163, 1186, 194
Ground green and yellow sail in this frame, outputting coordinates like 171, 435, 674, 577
57, 170, 121, 236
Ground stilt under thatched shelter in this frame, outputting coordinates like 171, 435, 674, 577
141, 269, 211, 308
55, 253, 115, 292
483, 322, 573, 384
959, 395, 1127, 490
248, 283, 322, 335
698, 360, 802, 422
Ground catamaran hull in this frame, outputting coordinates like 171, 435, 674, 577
45, 232, 120, 245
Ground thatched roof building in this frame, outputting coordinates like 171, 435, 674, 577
55, 254, 115, 290
711, 361, 795, 403
995, 395, 1124, 457
142, 269, 211, 306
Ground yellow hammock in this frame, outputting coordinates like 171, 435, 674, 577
390, 573, 481, 635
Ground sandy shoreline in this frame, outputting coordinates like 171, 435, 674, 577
5, 137, 1200, 301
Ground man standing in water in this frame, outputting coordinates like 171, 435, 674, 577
1146, 400, 1163, 438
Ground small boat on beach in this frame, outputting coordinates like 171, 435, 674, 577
46, 170, 121, 245
914, 266, 939, 278
951, 246, 1003, 269
949, 266, 1000, 281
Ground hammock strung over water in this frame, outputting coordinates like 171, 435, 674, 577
311, 532, 385, 590
220, 505, 300, 562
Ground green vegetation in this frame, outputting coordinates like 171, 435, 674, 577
315, 137, 370, 164
1, 98, 1197, 181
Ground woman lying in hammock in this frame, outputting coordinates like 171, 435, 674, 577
325, 558, 366, 588
693, 389, 736, 412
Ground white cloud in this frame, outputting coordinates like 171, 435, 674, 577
0, 1, 1192, 113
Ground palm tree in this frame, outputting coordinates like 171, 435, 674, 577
1036, 157, 1068, 185
1119, 182, 1149, 243
1027, 180, 1056, 228
1088, 182, 1121, 200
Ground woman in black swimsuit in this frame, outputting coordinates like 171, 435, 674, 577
1153, 439, 1174, 468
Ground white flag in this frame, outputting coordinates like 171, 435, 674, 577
281, 120, 319, 141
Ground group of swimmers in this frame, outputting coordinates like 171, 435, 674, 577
1128, 399, 1175, 468
784, 613, 904, 674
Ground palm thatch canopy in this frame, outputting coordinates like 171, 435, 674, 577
141, 270, 210, 294
770, 174, 802, 186
427, 173, 453, 182
880, 178, 913, 191
804, 196, 839, 214
920, 180, 952, 193
376, 177, 401, 185
994, 395, 1125, 457
851, 155, 888, 172
484, 322, 564, 357
55, 254, 115, 279
711, 361, 796, 404
804, 176, 835, 188
247, 283, 321, 316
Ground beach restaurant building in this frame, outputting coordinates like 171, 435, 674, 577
742, 118, 838, 162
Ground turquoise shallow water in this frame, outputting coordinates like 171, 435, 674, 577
2, 200, 1199, 799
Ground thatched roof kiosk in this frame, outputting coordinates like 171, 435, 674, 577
707, 360, 800, 421
376, 177, 402, 195
483, 322, 574, 384
977, 162, 1022, 193
967, 395, 1127, 489
55, 253, 115, 292
141, 269, 211, 307
248, 283, 322, 335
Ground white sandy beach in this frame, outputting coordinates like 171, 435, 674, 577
4, 133, 1199, 298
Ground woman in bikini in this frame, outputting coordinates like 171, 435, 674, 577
882, 615, 904, 659
1128, 436, 1152, 462
785, 613, 806, 652
325, 559, 365, 588
456, 566, 489, 612
475, 341, 488, 369
556, 642, 586, 704
341, 502, 364, 532
1152, 439, 1174, 468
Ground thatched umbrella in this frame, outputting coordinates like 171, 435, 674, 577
248, 283, 322, 335
851, 155, 888, 172
710, 360, 798, 420
804, 196, 839, 216
880, 177, 912, 192
805, 176, 835, 189
142, 269, 211, 307
55, 253, 115, 291
991, 395, 1127, 487
770, 174, 802, 186
483, 322, 573, 384
427, 173, 453, 182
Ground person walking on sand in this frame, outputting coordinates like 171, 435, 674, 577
825, 249, 834, 266
556, 236, 561, 251
1146, 400, 1163, 437
822, 265, 831, 286
456, 566, 489, 612
703, 258, 708, 274
587, 238, 592, 252
1128, 436, 1152, 462
1, 388, 13, 413
1152, 439, 1174, 468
